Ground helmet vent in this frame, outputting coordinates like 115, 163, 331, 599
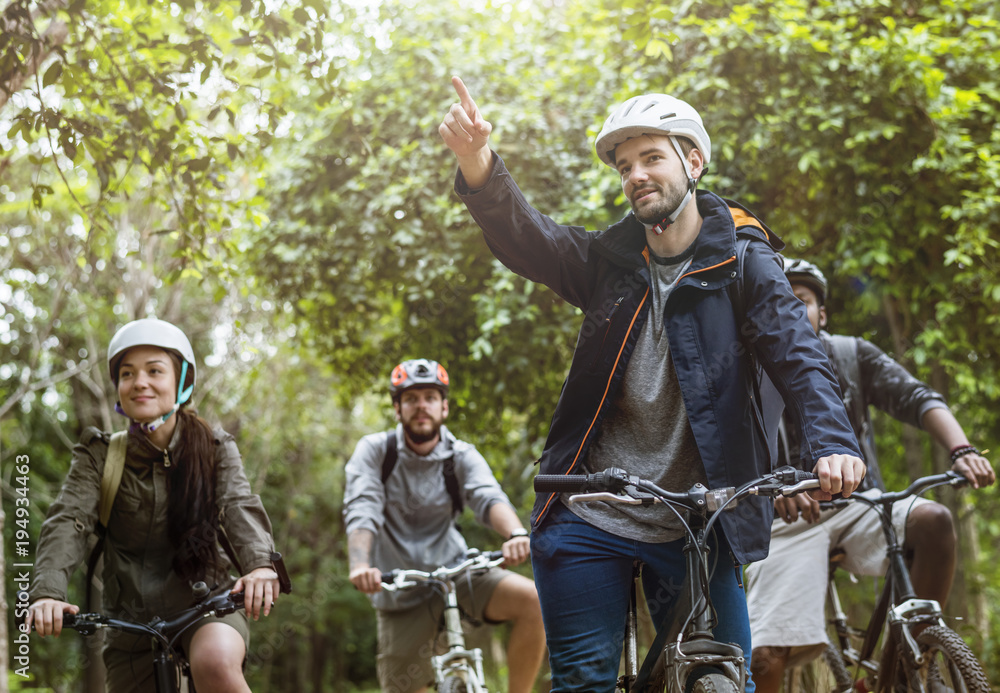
659, 112, 677, 120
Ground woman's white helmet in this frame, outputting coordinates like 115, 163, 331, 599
107, 318, 196, 384
595, 93, 712, 169
107, 318, 196, 433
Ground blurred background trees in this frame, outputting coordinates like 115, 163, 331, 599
2, 0, 998, 689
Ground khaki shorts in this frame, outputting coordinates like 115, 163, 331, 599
376, 565, 510, 693
103, 610, 249, 692
745, 489, 929, 667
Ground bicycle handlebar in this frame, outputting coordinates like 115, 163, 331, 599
381, 549, 506, 591
820, 470, 968, 511
534, 466, 820, 513
56, 551, 292, 641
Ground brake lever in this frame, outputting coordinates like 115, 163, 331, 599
568, 491, 643, 505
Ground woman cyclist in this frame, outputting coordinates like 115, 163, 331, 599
27, 318, 281, 692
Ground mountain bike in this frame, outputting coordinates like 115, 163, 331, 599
52, 552, 292, 693
533, 465, 821, 693
380, 548, 507, 693
812, 471, 992, 693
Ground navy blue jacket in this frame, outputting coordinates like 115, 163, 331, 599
456, 155, 861, 563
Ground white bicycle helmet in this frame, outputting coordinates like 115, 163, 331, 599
595, 93, 712, 169
595, 94, 712, 231
108, 318, 196, 432
782, 257, 828, 305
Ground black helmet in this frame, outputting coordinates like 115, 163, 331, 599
782, 257, 828, 305
389, 359, 450, 400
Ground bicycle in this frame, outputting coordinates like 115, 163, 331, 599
812, 471, 992, 693
49, 552, 292, 693
379, 548, 507, 693
533, 465, 822, 693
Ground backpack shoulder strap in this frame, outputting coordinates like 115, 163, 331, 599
381, 431, 399, 483
381, 430, 463, 515
86, 430, 126, 611
728, 231, 785, 464
729, 235, 752, 320
442, 457, 464, 515
99, 431, 129, 528
825, 334, 862, 406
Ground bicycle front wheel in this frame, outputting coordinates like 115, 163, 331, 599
882, 625, 991, 693
438, 671, 484, 693
438, 676, 469, 693
916, 626, 991, 693
689, 673, 739, 693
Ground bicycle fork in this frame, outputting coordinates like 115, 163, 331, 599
432, 586, 487, 691
631, 525, 747, 692
661, 530, 746, 692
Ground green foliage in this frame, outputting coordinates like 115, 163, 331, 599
5, 0, 1000, 687
250, 0, 622, 469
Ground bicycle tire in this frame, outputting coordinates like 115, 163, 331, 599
916, 625, 991, 693
438, 675, 470, 693
823, 642, 854, 693
879, 625, 991, 693
440, 671, 485, 693
689, 673, 739, 693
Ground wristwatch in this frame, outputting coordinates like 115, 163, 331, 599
507, 528, 529, 540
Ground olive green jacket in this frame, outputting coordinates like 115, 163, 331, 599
30, 420, 275, 626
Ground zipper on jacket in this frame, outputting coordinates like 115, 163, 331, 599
538, 288, 650, 523
163, 449, 171, 468
592, 295, 625, 369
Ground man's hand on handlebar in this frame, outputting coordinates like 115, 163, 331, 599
349, 565, 383, 594
811, 454, 866, 500
774, 494, 821, 525
501, 535, 530, 566
26, 598, 79, 637
952, 451, 995, 489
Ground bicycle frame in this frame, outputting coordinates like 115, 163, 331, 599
54, 551, 293, 693
825, 473, 965, 690
432, 581, 488, 690
537, 466, 818, 693
629, 509, 747, 693
381, 550, 504, 693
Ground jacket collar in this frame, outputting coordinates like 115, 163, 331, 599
127, 413, 184, 462
592, 191, 782, 272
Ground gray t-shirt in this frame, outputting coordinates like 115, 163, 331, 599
567, 250, 708, 542
342, 424, 515, 611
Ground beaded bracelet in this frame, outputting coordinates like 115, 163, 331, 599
950, 445, 980, 464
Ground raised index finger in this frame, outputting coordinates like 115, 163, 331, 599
452, 76, 476, 114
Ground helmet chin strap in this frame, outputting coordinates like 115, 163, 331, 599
115, 361, 194, 434
649, 136, 699, 236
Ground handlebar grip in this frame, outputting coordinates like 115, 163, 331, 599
63, 613, 78, 628
486, 550, 505, 561
381, 570, 398, 584
534, 468, 630, 493
271, 551, 293, 595
534, 474, 590, 492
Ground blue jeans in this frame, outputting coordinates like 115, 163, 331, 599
531, 502, 755, 693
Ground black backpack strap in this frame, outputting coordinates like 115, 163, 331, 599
729, 234, 785, 465
442, 457, 464, 515
381, 431, 399, 483
381, 430, 463, 514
